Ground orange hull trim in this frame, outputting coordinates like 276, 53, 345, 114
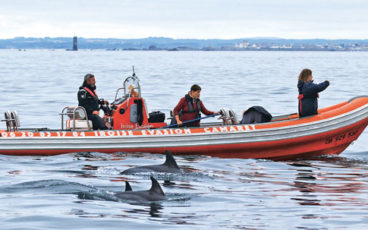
2, 118, 367, 159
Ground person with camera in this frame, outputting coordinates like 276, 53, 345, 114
297, 69, 330, 117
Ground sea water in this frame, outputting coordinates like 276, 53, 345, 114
0, 50, 367, 229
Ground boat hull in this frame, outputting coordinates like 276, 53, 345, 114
1, 96, 368, 159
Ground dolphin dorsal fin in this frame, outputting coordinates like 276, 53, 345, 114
125, 181, 133, 192
163, 150, 179, 169
149, 176, 165, 196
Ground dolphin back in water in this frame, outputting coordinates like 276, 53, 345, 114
116, 176, 166, 202
121, 150, 181, 174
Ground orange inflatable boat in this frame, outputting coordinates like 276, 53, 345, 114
1, 73, 367, 159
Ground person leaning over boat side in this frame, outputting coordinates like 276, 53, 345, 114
173, 84, 217, 127
297, 69, 330, 117
78, 74, 108, 130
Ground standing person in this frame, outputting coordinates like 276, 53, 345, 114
78, 73, 108, 130
297, 69, 330, 117
173, 84, 217, 127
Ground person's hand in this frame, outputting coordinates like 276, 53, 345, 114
177, 120, 182, 126
92, 111, 99, 115
104, 100, 109, 104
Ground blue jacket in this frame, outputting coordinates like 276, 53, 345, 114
298, 80, 329, 117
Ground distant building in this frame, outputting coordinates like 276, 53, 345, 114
73, 36, 78, 51
235, 40, 250, 48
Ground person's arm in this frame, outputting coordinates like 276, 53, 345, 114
314, 80, 330, 93
304, 81, 330, 95
173, 98, 185, 125
199, 101, 215, 116
174, 115, 181, 125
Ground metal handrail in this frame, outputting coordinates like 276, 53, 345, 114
1, 111, 19, 131
60, 106, 91, 131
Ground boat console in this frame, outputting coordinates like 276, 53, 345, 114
62, 68, 167, 131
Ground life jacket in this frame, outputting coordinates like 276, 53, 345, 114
298, 94, 304, 114
298, 93, 319, 115
180, 94, 202, 119
83, 87, 98, 98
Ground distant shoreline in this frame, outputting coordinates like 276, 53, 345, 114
1, 37, 367, 51
1, 48, 367, 52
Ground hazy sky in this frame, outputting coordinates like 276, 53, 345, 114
0, 0, 367, 39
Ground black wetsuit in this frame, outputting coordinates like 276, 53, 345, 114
77, 82, 107, 130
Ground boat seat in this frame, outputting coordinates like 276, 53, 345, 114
66, 119, 93, 131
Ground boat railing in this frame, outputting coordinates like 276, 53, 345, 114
60, 106, 91, 131
1, 111, 20, 131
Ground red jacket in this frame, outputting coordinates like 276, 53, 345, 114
173, 94, 214, 126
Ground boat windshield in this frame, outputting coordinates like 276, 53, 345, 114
113, 70, 141, 104
124, 76, 140, 97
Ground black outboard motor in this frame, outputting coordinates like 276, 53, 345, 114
240, 106, 272, 124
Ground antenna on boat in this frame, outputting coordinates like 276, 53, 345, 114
132, 66, 136, 77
